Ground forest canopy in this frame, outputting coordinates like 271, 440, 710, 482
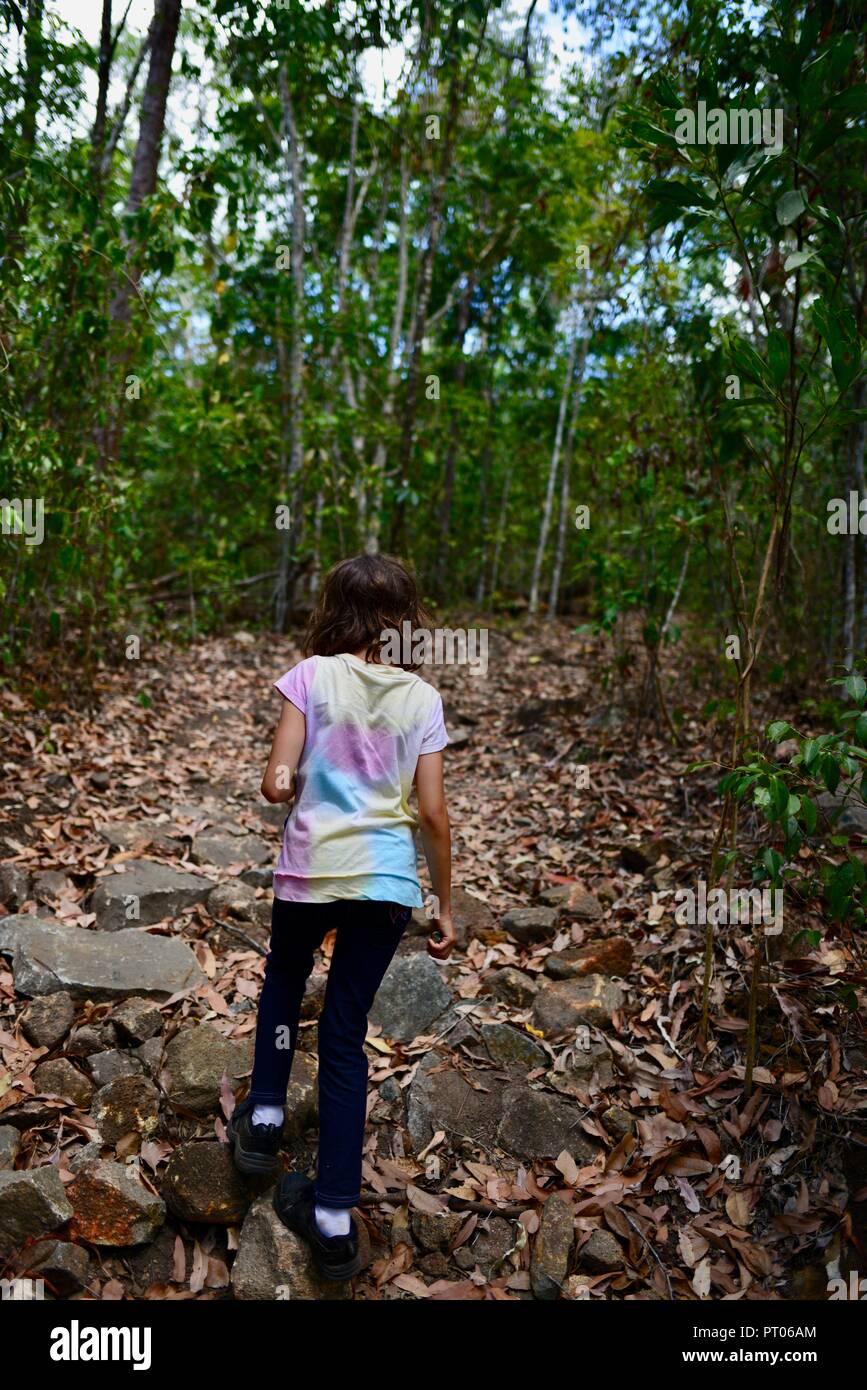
0, 0, 865, 706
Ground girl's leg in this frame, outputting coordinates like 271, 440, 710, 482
248, 899, 329, 1105
314, 902, 411, 1211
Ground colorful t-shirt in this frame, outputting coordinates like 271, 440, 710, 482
272, 653, 448, 906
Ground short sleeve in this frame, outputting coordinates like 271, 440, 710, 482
274, 657, 316, 715
419, 691, 449, 755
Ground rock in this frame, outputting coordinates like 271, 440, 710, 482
496, 1085, 599, 1165
164, 1024, 249, 1116
601, 1105, 633, 1139
0, 1126, 21, 1168
23, 1238, 90, 1294
241, 867, 273, 890
126, 1225, 188, 1292
817, 788, 867, 836
451, 888, 497, 940
67, 1160, 165, 1246
619, 840, 664, 874
410, 1208, 465, 1252
33, 1058, 94, 1108
67, 1021, 117, 1055
111, 997, 164, 1045
418, 1251, 451, 1278
454, 1216, 515, 1276
531, 976, 624, 1037
91, 860, 216, 931
544, 936, 633, 981
33, 870, 72, 903
563, 1274, 595, 1299
479, 966, 539, 1008
0, 864, 31, 911
0, 1166, 73, 1257
97, 822, 153, 852
299, 971, 327, 1021
87, 1050, 144, 1087
407, 1052, 506, 1152
207, 881, 258, 922
556, 886, 604, 925
135, 1037, 165, 1076
163, 1142, 255, 1224
407, 887, 497, 947
90, 771, 111, 792
368, 954, 452, 1043
283, 1052, 318, 1139
191, 835, 270, 869
67, 1143, 105, 1174
501, 907, 558, 946
232, 1193, 352, 1300
531, 1193, 574, 1300
547, 1040, 614, 1096
578, 1228, 623, 1273
20, 992, 76, 1049
479, 1022, 547, 1070
0, 915, 206, 1001
92, 1075, 161, 1144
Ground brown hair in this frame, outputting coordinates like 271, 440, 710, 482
302, 553, 434, 671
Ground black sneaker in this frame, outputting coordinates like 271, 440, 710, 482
227, 1097, 284, 1176
273, 1172, 364, 1282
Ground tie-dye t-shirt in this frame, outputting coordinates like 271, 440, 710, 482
272, 653, 448, 906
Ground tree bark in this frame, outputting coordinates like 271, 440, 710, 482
274, 63, 306, 631
548, 333, 590, 617
528, 316, 579, 617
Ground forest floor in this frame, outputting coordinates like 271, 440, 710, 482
0, 624, 865, 1300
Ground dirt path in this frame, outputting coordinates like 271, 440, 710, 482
0, 630, 859, 1299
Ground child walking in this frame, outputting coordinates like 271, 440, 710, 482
228, 553, 455, 1281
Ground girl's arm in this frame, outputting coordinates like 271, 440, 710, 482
415, 750, 455, 960
261, 701, 306, 803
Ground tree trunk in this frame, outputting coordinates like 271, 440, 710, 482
548, 334, 590, 617
435, 277, 474, 593
274, 63, 306, 631
489, 464, 512, 598
89, 0, 113, 181
366, 149, 409, 555
109, 0, 182, 330
528, 319, 579, 618
97, 0, 181, 473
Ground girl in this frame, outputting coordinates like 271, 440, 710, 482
228, 553, 455, 1281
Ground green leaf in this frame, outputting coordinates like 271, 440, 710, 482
826, 84, 867, 113
845, 673, 867, 702
767, 330, 790, 387
776, 189, 807, 226
800, 796, 817, 834
767, 720, 792, 742
821, 756, 840, 794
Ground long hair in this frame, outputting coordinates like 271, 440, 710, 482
302, 553, 433, 671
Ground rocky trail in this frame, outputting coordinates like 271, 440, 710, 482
1, 629, 864, 1301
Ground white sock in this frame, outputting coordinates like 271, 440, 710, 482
251, 1104, 283, 1127
315, 1203, 351, 1237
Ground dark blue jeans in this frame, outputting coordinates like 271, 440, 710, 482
248, 897, 411, 1209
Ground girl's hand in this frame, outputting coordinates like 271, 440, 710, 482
427, 911, 456, 960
